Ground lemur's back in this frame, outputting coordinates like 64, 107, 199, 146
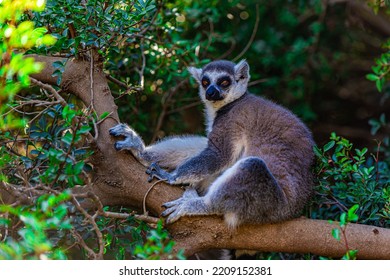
213, 93, 315, 217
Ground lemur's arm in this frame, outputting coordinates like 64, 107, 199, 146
109, 124, 207, 170
147, 130, 233, 185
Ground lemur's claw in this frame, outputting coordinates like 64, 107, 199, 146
109, 123, 127, 137
146, 162, 171, 183
108, 127, 116, 136
114, 142, 123, 151
146, 162, 160, 181
146, 172, 157, 183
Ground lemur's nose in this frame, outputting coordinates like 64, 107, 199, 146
206, 85, 222, 101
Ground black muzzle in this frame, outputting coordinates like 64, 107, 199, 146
205, 85, 223, 101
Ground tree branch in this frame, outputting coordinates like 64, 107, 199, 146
27, 54, 390, 259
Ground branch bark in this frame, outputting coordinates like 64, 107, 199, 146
28, 54, 390, 259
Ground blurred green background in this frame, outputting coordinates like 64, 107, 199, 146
103, 0, 389, 151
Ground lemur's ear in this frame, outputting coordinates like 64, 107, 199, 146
188, 66, 202, 83
234, 59, 250, 82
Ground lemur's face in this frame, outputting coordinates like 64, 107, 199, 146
200, 71, 233, 101
188, 60, 250, 107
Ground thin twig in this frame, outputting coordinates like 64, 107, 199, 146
309, 0, 329, 56
135, 41, 146, 90
105, 74, 143, 94
248, 78, 268, 87
233, 4, 260, 61
70, 195, 104, 259
83, 191, 160, 224
143, 179, 166, 215
151, 79, 188, 142
204, 18, 215, 54
104, 211, 160, 224
217, 38, 237, 60
96, 111, 113, 125
0, 182, 33, 204
30, 77, 67, 107
167, 100, 202, 115
28, 103, 57, 124
70, 229, 98, 259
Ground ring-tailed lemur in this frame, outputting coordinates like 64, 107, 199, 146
109, 59, 314, 228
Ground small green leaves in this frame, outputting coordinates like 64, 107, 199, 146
0, 191, 71, 260
342, 250, 358, 260
366, 46, 389, 92
0, 0, 55, 132
61, 105, 77, 124
316, 132, 388, 260
134, 220, 184, 260
369, 113, 386, 135
330, 205, 360, 259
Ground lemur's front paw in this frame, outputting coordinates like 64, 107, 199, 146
146, 162, 173, 183
109, 123, 144, 151
109, 123, 131, 137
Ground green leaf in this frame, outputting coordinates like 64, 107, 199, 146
323, 141, 335, 152
366, 73, 379, 81
375, 78, 383, 92
78, 125, 91, 134
73, 161, 84, 175
52, 61, 65, 69
61, 131, 73, 145
332, 228, 340, 241
340, 212, 347, 227
0, 218, 11, 226
41, 34, 57, 46
313, 145, 322, 157
347, 204, 359, 222
99, 112, 110, 120
61, 105, 76, 123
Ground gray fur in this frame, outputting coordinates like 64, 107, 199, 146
110, 59, 315, 229
109, 125, 207, 171
202, 60, 235, 76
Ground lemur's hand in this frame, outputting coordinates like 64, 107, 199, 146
109, 123, 144, 152
146, 162, 175, 183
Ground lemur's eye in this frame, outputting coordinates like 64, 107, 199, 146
201, 79, 210, 87
220, 80, 230, 87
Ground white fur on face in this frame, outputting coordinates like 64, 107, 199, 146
198, 69, 249, 131
188, 60, 250, 134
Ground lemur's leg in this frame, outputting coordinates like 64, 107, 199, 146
143, 135, 208, 171
109, 123, 207, 170
162, 157, 287, 227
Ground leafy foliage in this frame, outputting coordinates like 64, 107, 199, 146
134, 220, 185, 260
312, 133, 390, 227
0, 0, 56, 129
0, 191, 71, 260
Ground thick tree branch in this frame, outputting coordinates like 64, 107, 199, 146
168, 216, 390, 259
27, 54, 390, 259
